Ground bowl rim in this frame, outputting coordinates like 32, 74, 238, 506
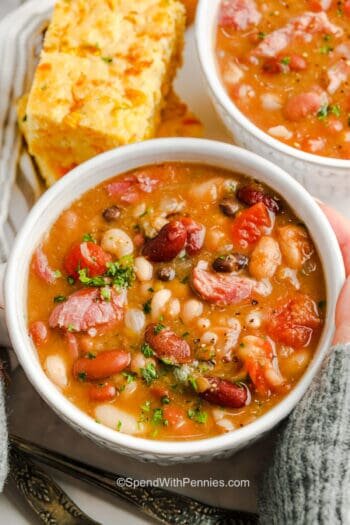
195, 0, 350, 169
5, 137, 345, 458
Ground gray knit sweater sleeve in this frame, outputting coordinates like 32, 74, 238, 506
258, 344, 350, 525
0, 381, 7, 491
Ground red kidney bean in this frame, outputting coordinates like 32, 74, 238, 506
89, 383, 117, 402
29, 321, 49, 347
142, 221, 187, 262
200, 377, 248, 408
73, 350, 130, 381
236, 184, 281, 213
65, 332, 79, 360
181, 218, 206, 256
263, 58, 285, 74
144, 324, 192, 364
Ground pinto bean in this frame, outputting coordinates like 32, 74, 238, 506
89, 383, 116, 402
142, 221, 187, 262
144, 323, 192, 364
73, 350, 130, 381
102, 205, 121, 222
284, 91, 323, 121
219, 197, 240, 217
200, 377, 248, 408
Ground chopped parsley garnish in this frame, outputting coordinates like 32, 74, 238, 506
53, 295, 67, 303
105, 256, 135, 289
143, 299, 152, 314
78, 269, 106, 287
86, 352, 96, 360
161, 396, 170, 405
122, 371, 136, 383
154, 323, 165, 335
141, 363, 158, 385
317, 103, 329, 120
78, 372, 87, 382
180, 275, 189, 284
182, 331, 190, 338
78, 255, 135, 290
188, 377, 198, 392
188, 408, 208, 424
67, 324, 76, 333
101, 56, 113, 63
317, 104, 341, 121
318, 300, 326, 309
100, 286, 111, 302
141, 342, 154, 358
54, 270, 62, 279
258, 31, 266, 40
117, 420, 122, 431
22, 114, 27, 122
280, 56, 291, 65
141, 400, 151, 412
148, 287, 154, 293
319, 44, 333, 54
82, 233, 96, 243
152, 408, 168, 426
67, 276, 75, 285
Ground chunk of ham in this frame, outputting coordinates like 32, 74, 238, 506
49, 288, 126, 332
327, 59, 350, 94
252, 12, 342, 59
284, 90, 327, 121
191, 264, 253, 306
106, 174, 159, 203
32, 247, 57, 284
219, 0, 261, 30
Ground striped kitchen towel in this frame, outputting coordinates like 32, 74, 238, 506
0, 0, 54, 263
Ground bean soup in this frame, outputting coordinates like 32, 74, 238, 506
216, 0, 350, 158
28, 163, 325, 440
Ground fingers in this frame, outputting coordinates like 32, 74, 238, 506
318, 202, 350, 276
333, 277, 350, 345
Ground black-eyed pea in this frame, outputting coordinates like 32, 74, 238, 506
249, 236, 281, 280
197, 317, 211, 330
201, 331, 219, 346
245, 310, 263, 329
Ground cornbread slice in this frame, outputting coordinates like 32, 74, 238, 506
20, 0, 185, 186
18, 90, 203, 185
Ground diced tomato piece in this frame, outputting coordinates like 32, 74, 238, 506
64, 242, 111, 279
345, 0, 350, 16
231, 202, 271, 249
29, 321, 49, 346
89, 383, 117, 402
268, 294, 321, 348
163, 405, 187, 428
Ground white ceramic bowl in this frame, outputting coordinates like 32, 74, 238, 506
3, 138, 345, 464
196, 0, 350, 200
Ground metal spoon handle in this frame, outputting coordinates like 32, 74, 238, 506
11, 435, 258, 525
9, 443, 101, 525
